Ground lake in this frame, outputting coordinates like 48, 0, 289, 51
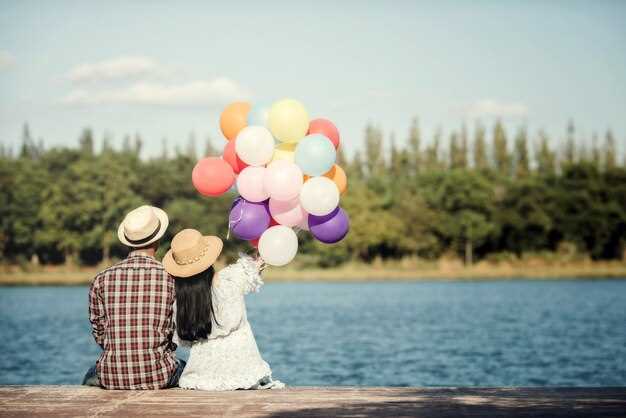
1, 280, 625, 387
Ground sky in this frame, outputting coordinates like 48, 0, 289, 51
1, 0, 625, 158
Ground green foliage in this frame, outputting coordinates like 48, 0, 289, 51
0, 120, 624, 267
419, 170, 495, 263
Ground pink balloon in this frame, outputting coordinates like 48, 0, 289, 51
237, 166, 269, 202
269, 197, 307, 227
264, 160, 304, 201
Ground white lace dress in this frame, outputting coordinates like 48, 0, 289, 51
174, 256, 283, 391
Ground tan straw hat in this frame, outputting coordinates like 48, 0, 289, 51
118, 205, 169, 248
163, 229, 223, 278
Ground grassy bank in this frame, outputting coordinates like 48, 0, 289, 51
1, 258, 625, 285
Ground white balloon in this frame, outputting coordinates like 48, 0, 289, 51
259, 225, 298, 266
235, 126, 275, 166
299, 176, 339, 216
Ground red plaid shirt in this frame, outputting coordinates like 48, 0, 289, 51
89, 253, 177, 389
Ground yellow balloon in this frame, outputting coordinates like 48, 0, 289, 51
271, 142, 297, 163
268, 99, 309, 143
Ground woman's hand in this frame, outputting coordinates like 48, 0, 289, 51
253, 251, 267, 272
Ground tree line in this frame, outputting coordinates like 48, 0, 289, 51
0, 119, 624, 268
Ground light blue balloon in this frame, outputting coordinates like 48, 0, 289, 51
247, 102, 271, 127
295, 134, 337, 176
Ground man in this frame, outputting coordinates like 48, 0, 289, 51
82, 205, 185, 389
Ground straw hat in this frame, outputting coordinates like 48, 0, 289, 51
118, 205, 169, 248
163, 229, 223, 278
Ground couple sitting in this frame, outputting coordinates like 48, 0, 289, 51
82, 205, 283, 390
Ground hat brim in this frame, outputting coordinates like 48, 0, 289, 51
118, 207, 169, 248
162, 236, 223, 278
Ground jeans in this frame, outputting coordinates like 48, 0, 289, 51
82, 358, 187, 388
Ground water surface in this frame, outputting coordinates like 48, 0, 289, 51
1, 280, 625, 386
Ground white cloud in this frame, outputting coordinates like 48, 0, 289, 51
465, 99, 528, 118
0, 51, 14, 70
66, 56, 166, 83
60, 77, 249, 107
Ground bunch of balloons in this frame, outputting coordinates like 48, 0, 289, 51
191, 98, 350, 266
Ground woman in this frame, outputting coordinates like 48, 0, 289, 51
162, 228, 283, 391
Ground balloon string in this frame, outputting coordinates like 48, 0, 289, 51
227, 198, 245, 240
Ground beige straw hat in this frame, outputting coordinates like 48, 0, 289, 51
163, 229, 223, 278
118, 205, 169, 248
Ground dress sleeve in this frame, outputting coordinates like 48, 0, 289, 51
230, 253, 265, 295
209, 255, 264, 339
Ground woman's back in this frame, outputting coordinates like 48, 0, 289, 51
176, 255, 281, 391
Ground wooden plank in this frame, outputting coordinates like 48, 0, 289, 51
0, 386, 625, 418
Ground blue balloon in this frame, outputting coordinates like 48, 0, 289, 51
247, 102, 271, 127
295, 134, 337, 176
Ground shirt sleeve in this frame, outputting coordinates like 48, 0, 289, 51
166, 274, 180, 350
88, 275, 106, 348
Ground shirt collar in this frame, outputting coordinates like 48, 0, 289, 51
128, 251, 156, 259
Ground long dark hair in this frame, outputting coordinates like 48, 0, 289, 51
174, 266, 215, 342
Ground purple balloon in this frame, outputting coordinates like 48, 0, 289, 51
308, 207, 349, 244
229, 197, 271, 240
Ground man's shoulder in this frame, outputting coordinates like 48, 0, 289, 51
95, 257, 167, 279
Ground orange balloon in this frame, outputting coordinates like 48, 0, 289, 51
220, 102, 250, 141
303, 165, 347, 194
323, 164, 347, 194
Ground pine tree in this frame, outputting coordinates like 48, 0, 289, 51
19, 123, 38, 159
389, 132, 401, 176
102, 132, 114, 154
122, 135, 132, 153
535, 131, 556, 176
186, 132, 197, 160
407, 117, 421, 174
591, 132, 601, 169
350, 150, 365, 178
204, 136, 218, 157
459, 123, 469, 169
336, 145, 348, 167
514, 126, 529, 178
449, 131, 460, 169
133, 133, 143, 157
563, 120, 576, 165
364, 124, 384, 177
448, 127, 468, 169
604, 129, 616, 170
78, 128, 94, 156
492, 120, 510, 176
473, 122, 488, 171
425, 128, 442, 170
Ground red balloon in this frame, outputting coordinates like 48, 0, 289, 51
192, 157, 235, 197
249, 238, 259, 248
223, 138, 249, 174
308, 118, 340, 149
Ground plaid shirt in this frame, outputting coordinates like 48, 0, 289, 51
89, 253, 177, 389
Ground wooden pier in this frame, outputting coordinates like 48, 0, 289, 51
0, 386, 625, 417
